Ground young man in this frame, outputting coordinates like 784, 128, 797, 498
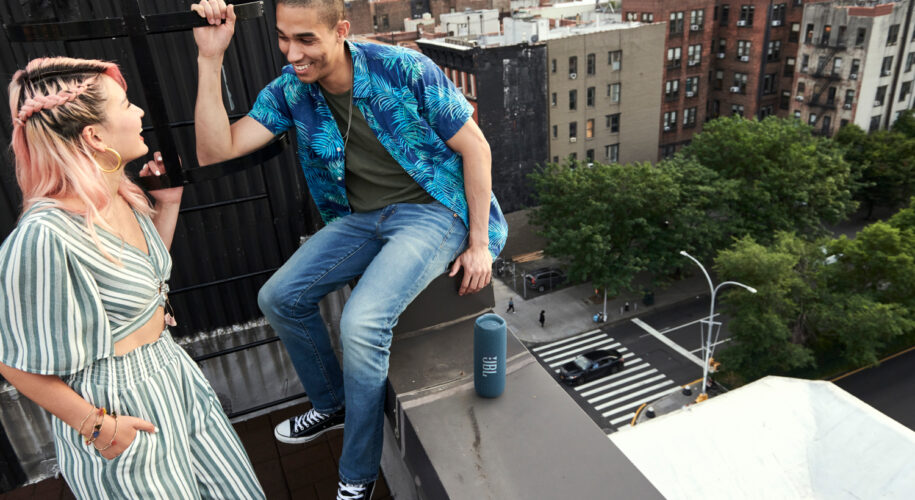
191, 1, 507, 498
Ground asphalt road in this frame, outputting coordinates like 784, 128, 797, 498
833, 347, 915, 432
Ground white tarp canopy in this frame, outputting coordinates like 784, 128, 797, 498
610, 376, 915, 499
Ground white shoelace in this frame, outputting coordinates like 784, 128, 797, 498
336, 481, 366, 500
292, 408, 328, 433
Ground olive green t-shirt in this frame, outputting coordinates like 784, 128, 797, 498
322, 88, 434, 212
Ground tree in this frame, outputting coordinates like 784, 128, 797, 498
528, 159, 726, 296
683, 116, 857, 243
835, 124, 915, 217
713, 234, 816, 382
891, 109, 915, 139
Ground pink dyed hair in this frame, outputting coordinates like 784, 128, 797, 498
8, 57, 152, 261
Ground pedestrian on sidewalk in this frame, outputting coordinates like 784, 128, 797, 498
539, 310, 546, 327
506, 297, 515, 314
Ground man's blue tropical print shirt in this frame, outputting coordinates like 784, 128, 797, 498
249, 41, 507, 259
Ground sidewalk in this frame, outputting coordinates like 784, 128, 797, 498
493, 273, 711, 345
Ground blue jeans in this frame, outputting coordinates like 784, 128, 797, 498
258, 202, 468, 484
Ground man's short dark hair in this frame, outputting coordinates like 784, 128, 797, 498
277, 0, 345, 28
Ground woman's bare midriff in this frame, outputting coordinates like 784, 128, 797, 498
113, 307, 166, 356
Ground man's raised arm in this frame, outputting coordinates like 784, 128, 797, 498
192, 0, 274, 166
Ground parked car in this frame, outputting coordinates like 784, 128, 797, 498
558, 349, 624, 386
524, 267, 566, 292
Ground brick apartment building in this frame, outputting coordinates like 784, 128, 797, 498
622, 0, 806, 158
347, 0, 511, 35
791, 0, 915, 136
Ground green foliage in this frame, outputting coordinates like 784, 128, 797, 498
835, 123, 915, 215
891, 109, 915, 139
682, 116, 857, 243
528, 159, 726, 296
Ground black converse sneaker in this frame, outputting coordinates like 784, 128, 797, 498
336, 480, 375, 500
274, 407, 345, 444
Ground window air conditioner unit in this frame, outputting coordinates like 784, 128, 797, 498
570, 72, 577, 79
686, 91, 695, 97
849, 73, 858, 79
740, 55, 750, 62
771, 20, 782, 27
717, 52, 726, 59
737, 20, 747, 27
664, 125, 672, 131
843, 103, 852, 109
689, 60, 700, 66
690, 24, 701, 31
795, 95, 804, 101
569, 137, 577, 143
882, 70, 892, 76
730, 86, 742, 93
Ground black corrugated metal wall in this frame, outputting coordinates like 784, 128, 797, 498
0, 0, 318, 336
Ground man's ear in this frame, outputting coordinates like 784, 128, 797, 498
336, 20, 350, 41
81, 124, 107, 153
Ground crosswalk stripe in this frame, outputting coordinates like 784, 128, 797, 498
587, 374, 668, 405
543, 340, 619, 364
609, 412, 635, 426
571, 354, 639, 387
531, 329, 601, 352
580, 366, 657, 397
602, 386, 682, 419
595, 380, 676, 412
536, 333, 611, 358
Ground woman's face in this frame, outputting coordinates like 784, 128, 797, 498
95, 75, 147, 165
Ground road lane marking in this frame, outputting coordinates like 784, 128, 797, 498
531, 329, 601, 352
589, 375, 668, 405
632, 318, 705, 368
542, 339, 620, 363
600, 384, 680, 416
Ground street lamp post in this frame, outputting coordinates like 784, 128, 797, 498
679, 251, 757, 401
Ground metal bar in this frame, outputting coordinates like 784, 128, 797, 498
183, 132, 289, 183
179, 194, 268, 214
169, 267, 278, 295
224, 392, 307, 419
3, 2, 264, 42
192, 335, 281, 362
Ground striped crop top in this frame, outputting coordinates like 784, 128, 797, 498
0, 202, 172, 375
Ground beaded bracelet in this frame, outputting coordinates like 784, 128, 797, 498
85, 407, 106, 446
96, 411, 118, 452
76, 407, 96, 438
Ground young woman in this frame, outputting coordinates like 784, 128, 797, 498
0, 57, 265, 499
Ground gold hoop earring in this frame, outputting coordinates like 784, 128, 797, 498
98, 147, 123, 173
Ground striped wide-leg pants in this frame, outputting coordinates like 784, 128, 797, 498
54, 330, 265, 499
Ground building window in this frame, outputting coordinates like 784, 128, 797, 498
665, 79, 680, 99
551, 59, 556, 73
855, 28, 866, 46
587, 87, 595, 107
901, 81, 912, 102
780, 90, 791, 110
732, 104, 745, 116
759, 105, 774, 119
720, 4, 729, 26
627, 12, 638, 22
670, 11, 685, 34
552, 125, 558, 138
661, 144, 676, 158
826, 87, 837, 106
552, 156, 559, 164
882, 56, 894, 76
845, 89, 855, 107
569, 56, 578, 77
569, 121, 577, 138
667, 47, 682, 68
906, 53, 915, 73
737, 40, 751, 60
690, 9, 704, 28
605, 144, 619, 163
714, 70, 723, 90
587, 53, 596, 76
586, 119, 595, 139
641, 12, 654, 22
733, 72, 748, 93
821, 24, 832, 45
586, 149, 594, 162
773, 3, 786, 24
850, 59, 860, 79
808, 113, 817, 126
767, 41, 781, 61
663, 111, 678, 131
610, 83, 621, 103
875, 86, 887, 106
789, 23, 800, 43
869, 115, 881, 132
798, 81, 806, 95
718, 38, 727, 57
801, 54, 809, 73
684, 107, 697, 127
569, 90, 577, 110
762, 73, 777, 94
887, 24, 900, 46
607, 113, 620, 133
551, 92, 557, 107
785, 57, 796, 77
833, 57, 843, 76
688, 44, 702, 66
609, 50, 622, 71
685, 76, 699, 96
738, 5, 754, 26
